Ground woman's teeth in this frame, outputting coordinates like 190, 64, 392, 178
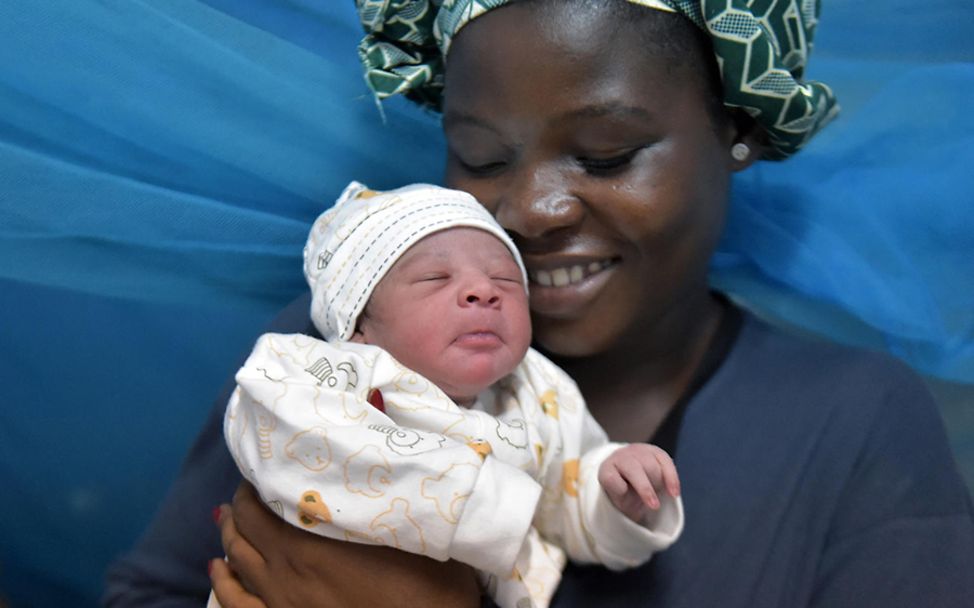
530, 260, 612, 287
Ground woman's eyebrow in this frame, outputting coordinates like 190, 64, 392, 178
444, 103, 653, 130
559, 102, 653, 122
442, 111, 501, 134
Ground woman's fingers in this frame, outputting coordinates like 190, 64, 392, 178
218, 481, 480, 607
210, 557, 268, 608
230, 482, 284, 556
218, 485, 270, 595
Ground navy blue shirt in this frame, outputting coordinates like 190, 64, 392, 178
104, 294, 974, 607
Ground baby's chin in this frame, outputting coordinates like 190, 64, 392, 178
448, 393, 480, 408
443, 370, 513, 407
444, 380, 492, 407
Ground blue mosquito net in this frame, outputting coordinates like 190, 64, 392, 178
0, 1, 971, 605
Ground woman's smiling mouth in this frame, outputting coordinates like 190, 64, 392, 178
528, 259, 616, 287
527, 258, 619, 318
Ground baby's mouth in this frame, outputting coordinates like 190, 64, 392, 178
454, 331, 503, 348
529, 259, 616, 287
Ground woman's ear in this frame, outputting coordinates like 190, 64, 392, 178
727, 109, 767, 170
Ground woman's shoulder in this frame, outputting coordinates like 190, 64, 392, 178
677, 310, 974, 607
722, 307, 930, 406
693, 305, 947, 452
264, 291, 318, 336
694, 305, 971, 507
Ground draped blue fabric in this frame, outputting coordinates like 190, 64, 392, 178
714, 1, 974, 382
0, 1, 970, 605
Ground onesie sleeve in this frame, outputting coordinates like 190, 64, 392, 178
574, 443, 684, 570
522, 351, 683, 570
225, 333, 543, 576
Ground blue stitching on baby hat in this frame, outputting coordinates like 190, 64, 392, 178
337, 207, 498, 338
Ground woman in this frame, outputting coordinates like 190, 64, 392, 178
106, 1, 974, 606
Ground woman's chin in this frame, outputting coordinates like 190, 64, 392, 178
532, 317, 621, 359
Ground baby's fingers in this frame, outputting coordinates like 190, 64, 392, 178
651, 448, 681, 497
617, 458, 660, 510
597, 460, 630, 501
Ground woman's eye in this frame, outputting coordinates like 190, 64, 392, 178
577, 148, 641, 175
450, 147, 508, 176
458, 159, 507, 176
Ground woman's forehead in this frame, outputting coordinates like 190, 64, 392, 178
444, 2, 699, 113
447, 0, 692, 63
450, 2, 626, 61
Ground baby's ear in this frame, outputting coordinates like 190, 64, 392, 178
349, 330, 367, 344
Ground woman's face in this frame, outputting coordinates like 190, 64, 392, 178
442, 2, 740, 358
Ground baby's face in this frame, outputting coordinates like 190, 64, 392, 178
355, 228, 531, 405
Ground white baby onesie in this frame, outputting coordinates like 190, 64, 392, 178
222, 332, 684, 608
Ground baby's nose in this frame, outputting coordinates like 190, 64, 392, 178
465, 292, 500, 305
462, 278, 500, 306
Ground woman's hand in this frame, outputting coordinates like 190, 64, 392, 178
212, 481, 482, 608
210, 556, 266, 608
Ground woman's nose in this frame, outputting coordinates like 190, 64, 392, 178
492, 165, 584, 239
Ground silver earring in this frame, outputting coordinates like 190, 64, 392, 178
731, 142, 750, 162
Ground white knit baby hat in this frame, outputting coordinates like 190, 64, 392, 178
304, 181, 527, 341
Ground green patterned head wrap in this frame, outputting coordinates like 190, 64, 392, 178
355, 0, 839, 160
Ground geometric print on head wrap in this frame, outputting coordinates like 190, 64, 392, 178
303, 180, 527, 342
355, 0, 839, 159
667, 0, 839, 159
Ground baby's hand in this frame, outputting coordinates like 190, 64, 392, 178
597, 444, 680, 523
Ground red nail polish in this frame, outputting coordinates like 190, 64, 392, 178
367, 388, 385, 412
212, 506, 222, 524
